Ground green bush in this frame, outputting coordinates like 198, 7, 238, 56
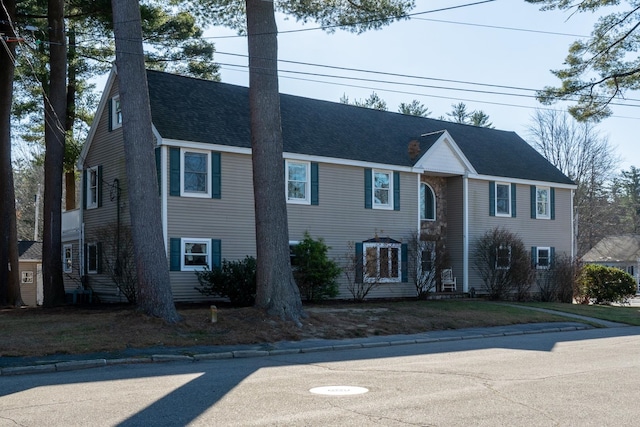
292, 232, 341, 303
195, 256, 257, 307
576, 264, 636, 305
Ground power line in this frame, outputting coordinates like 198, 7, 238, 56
218, 63, 640, 120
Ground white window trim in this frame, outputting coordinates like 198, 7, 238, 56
87, 242, 98, 274
373, 169, 393, 210
495, 244, 511, 270
363, 242, 402, 283
536, 246, 551, 269
63, 244, 73, 273
111, 95, 122, 130
86, 166, 99, 210
180, 148, 211, 198
495, 182, 511, 217
181, 238, 211, 271
21, 271, 34, 284
536, 186, 551, 219
420, 182, 436, 221
286, 160, 310, 205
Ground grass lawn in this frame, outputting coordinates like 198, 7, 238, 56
520, 301, 640, 326
0, 300, 570, 358
1, 299, 637, 358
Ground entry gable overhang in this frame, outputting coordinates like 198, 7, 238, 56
412, 130, 476, 175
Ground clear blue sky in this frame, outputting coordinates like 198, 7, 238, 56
204, 0, 638, 173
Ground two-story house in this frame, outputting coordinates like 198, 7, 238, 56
62, 68, 576, 302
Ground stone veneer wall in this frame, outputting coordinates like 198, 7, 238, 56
420, 175, 447, 239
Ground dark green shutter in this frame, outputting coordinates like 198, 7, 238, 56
169, 238, 181, 271
96, 242, 103, 274
108, 98, 113, 131
211, 239, 222, 268
155, 147, 161, 196
550, 187, 555, 220
310, 162, 319, 205
169, 148, 180, 196
211, 152, 221, 199
511, 183, 516, 217
82, 170, 87, 209
530, 185, 537, 219
97, 165, 103, 208
550, 247, 555, 268
355, 242, 363, 283
401, 243, 408, 282
364, 169, 372, 209
489, 181, 496, 216
393, 172, 400, 211
531, 246, 537, 268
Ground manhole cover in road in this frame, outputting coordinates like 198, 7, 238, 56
309, 386, 369, 396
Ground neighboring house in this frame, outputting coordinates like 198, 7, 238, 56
66, 68, 576, 302
582, 235, 640, 293
18, 241, 42, 306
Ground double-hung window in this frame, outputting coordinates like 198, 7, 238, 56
536, 186, 550, 219
63, 244, 73, 273
495, 182, 511, 216
531, 185, 555, 220
373, 170, 392, 209
536, 247, 551, 269
87, 243, 99, 274
365, 169, 399, 210
420, 241, 436, 275
111, 96, 122, 130
495, 244, 511, 270
286, 160, 310, 203
532, 246, 554, 269
364, 241, 402, 282
86, 166, 100, 210
182, 149, 210, 197
182, 239, 211, 271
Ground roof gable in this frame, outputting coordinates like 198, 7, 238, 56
18, 241, 42, 261
414, 131, 476, 175
582, 235, 640, 263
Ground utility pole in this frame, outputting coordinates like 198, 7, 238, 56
34, 184, 41, 241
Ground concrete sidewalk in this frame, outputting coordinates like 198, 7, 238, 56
502, 304, 632, 328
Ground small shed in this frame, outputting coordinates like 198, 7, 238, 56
18, 241, 43, 306
581, 235, 640, 293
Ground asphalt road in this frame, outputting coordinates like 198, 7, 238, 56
1, 326, 639, 426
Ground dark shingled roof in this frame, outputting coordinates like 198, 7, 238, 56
18, 241, 42, 261
146, 70, 574, 185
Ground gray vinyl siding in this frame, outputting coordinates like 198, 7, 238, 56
288, 163, 419, 299
167, 156, 421, 301
466, 178, 573, 293
445, 177, 465, 292
167, 152, 256, 301
82, 82, 132, 302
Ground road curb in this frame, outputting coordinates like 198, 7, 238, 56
0, 323, 595, 376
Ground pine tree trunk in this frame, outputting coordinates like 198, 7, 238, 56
65, 27, 77, 211
246, 0, 304, 324
0, 0, 22, 306
42, 0, 67, 306
112, 0, 180, 323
